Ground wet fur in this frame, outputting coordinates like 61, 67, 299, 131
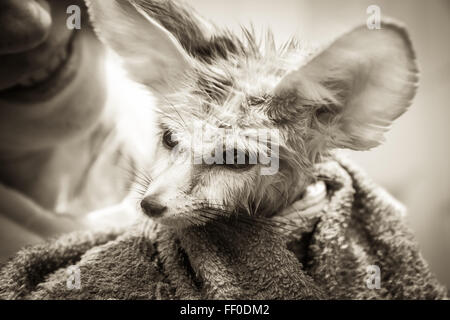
86, 0, 418, 229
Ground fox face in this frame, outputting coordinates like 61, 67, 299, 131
87, 0, 418, 228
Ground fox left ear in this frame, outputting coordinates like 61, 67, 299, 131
275, 21, 418, 150
85, 0, 194, 94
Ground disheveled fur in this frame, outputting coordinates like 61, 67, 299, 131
86, 0, 419, 228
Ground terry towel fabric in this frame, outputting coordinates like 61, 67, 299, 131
0, 156, 447, 299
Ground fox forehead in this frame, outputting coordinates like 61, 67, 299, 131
155, 40, 313, 127
198, 41, 311, 100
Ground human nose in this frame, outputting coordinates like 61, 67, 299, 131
0, 0, 52, 54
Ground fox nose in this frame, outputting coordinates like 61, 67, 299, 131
140, 197, 167, 218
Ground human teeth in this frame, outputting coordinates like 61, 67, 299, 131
18, 78, 35, 87
31, 69, 50, 82
49, 55, 62, 72
0, 31, 76, 92
16, 45, 69, 88
58, 48, 68, 61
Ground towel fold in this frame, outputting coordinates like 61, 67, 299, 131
0, 156, 447, 299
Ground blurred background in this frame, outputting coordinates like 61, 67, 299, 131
187, 0, 450, 287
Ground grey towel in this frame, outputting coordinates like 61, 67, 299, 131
0, 157, 447, 299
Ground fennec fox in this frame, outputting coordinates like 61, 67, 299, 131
86, 0, 418, 229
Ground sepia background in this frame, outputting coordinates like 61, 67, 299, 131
187, 0, 450, 287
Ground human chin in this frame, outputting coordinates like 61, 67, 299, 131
0, 28, 107, 151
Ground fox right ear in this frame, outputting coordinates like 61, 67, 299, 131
274, 21, 418, 151
85, 0, 194, 94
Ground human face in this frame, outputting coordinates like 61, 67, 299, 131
0, 0, 107, 153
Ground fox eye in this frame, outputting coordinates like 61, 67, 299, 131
162, 130, 178, 149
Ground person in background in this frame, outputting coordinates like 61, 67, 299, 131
0, 0, 138, 261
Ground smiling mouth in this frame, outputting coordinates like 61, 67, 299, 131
15, 33, 74, 88
0, 30, 81, 103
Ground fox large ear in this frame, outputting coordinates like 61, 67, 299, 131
85, 0, 193, 93
275, 21, 418, 150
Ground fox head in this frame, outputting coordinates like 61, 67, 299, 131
87, 0, 418, 228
